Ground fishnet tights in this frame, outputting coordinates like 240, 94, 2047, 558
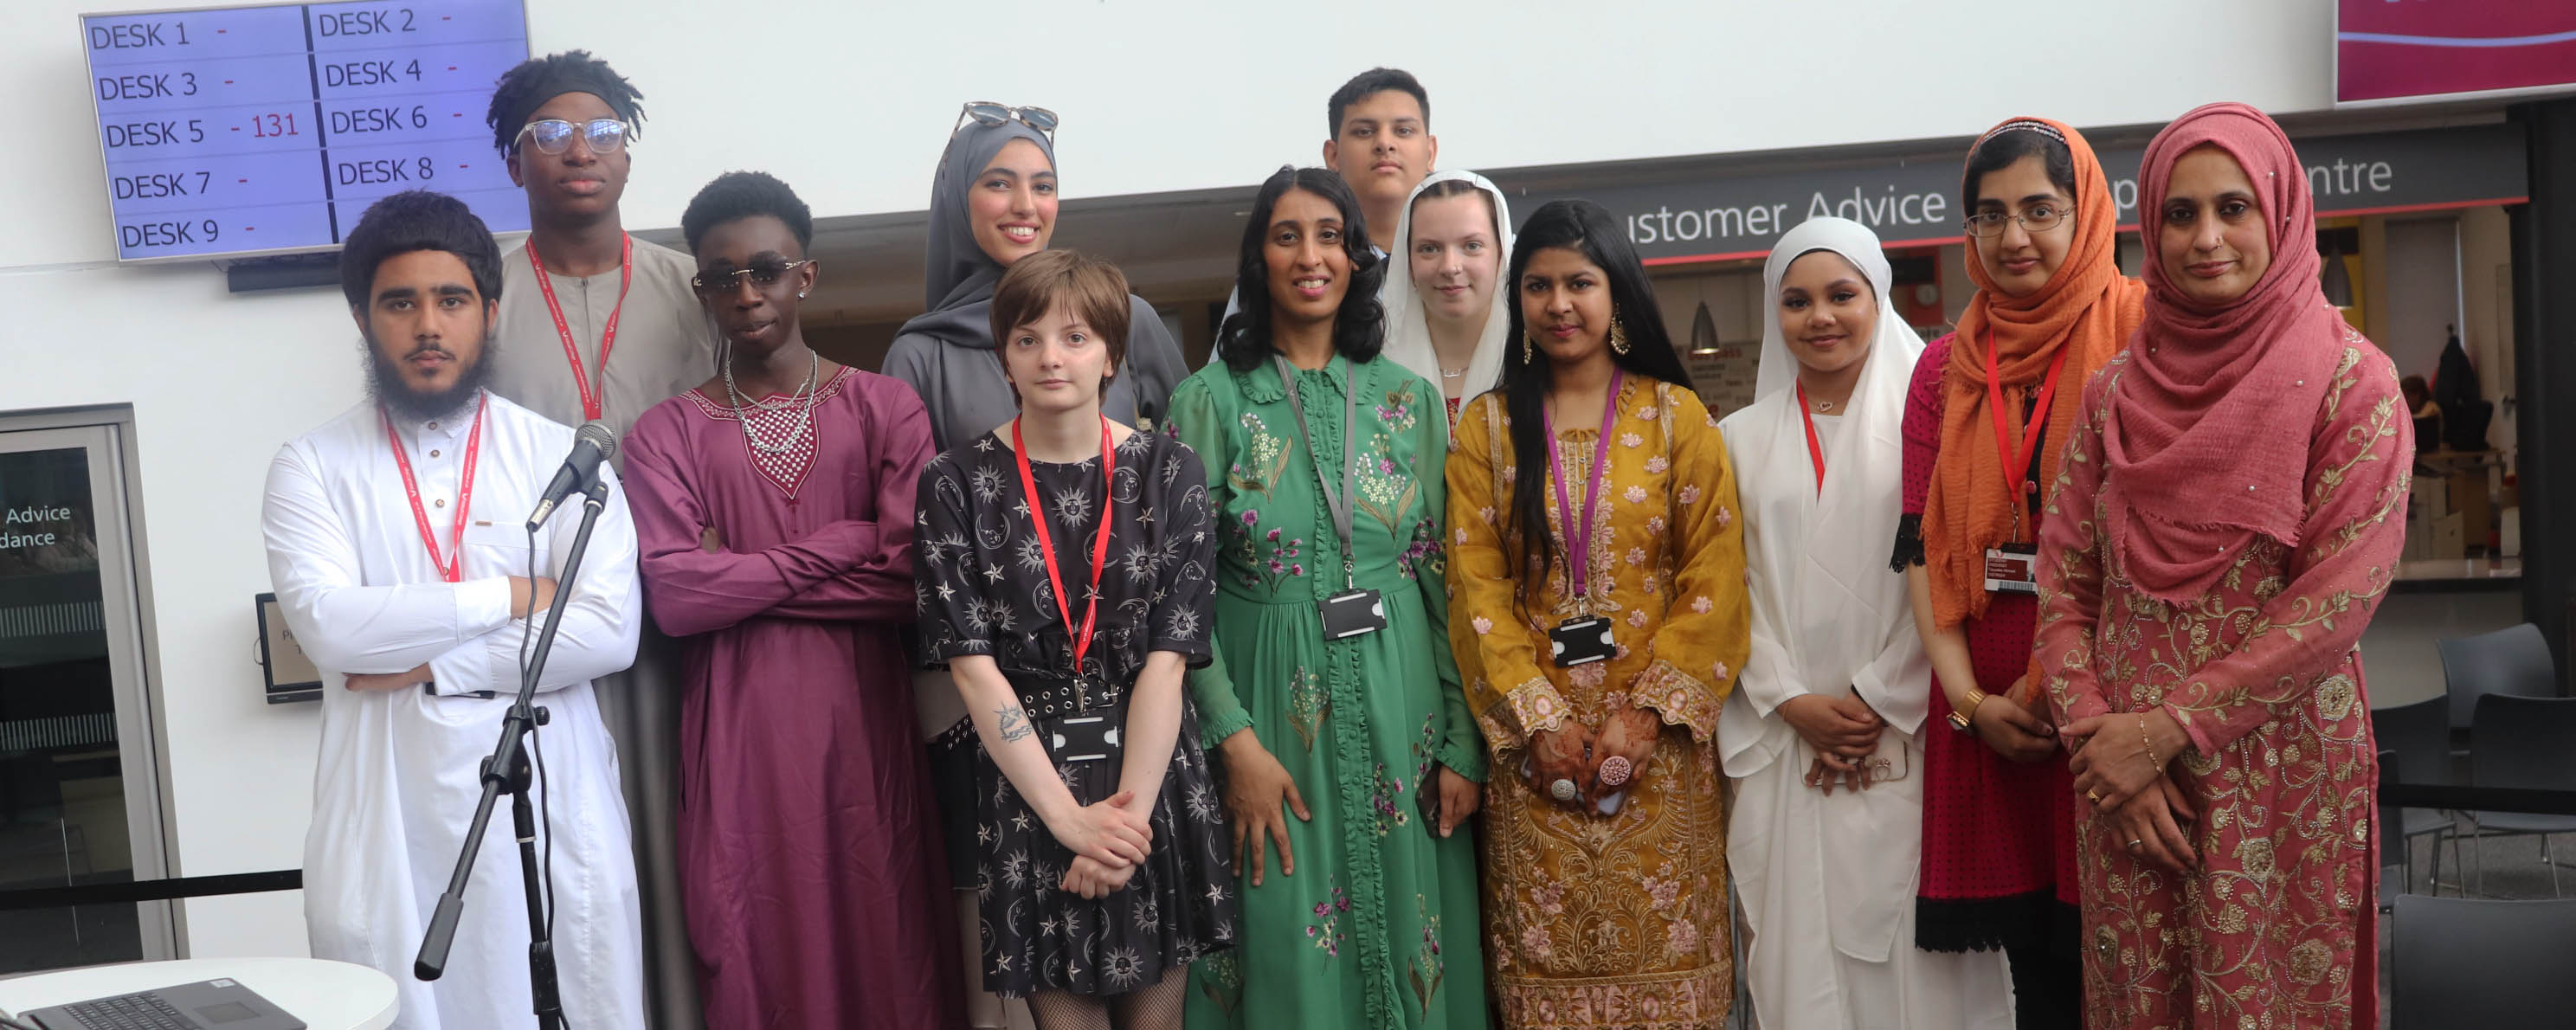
1021, 966, 1185, 1030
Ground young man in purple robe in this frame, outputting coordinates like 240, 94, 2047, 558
621, 171, 961, 1029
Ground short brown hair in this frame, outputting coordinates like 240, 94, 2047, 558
989, 249, 1132, 380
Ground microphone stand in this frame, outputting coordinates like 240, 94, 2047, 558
413, 474, 611, 1029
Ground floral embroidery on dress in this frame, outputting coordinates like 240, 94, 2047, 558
1407, 897, 1446, 1016
1367, 762, 1411, 837
1232, 512, 1307, 591
1305, 883, 1353, 959
1227, 411, 1292, 498
1287, 666, 1329, 753
1397, 515, 1442, 580
1411, 713, 1441, 801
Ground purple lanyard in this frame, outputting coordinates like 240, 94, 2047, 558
1541, 370, 1623, 612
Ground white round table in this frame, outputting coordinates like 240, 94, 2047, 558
0, 957, 395, 1030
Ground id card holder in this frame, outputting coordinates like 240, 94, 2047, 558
1318, 588, 1388, 639
1982, 543, 2038, 595
1549, 616, 1616, 667
1049, 713, 1124, 765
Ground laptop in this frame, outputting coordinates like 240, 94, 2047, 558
11, 979, 304, 1030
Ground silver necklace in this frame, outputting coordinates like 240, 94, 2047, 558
724, 351, 821, 454
1812, 398, 1836, 413
1439, 365, 1469, 379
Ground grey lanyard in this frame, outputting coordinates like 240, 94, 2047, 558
1272, 355, 1360, 588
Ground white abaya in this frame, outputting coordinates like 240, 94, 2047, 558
1717, 217, 2012, 1030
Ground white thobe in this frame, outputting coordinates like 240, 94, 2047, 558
261, 390, 646, 1030
1718, 283, 2013, 1027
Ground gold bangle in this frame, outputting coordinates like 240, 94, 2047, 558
1947, 686, 1991, 731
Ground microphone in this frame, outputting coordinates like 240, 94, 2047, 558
525, 421, 618, 531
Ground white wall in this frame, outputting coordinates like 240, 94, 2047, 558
0, 0, 2355, 959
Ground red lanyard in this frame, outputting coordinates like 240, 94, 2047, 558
1542, 370, 1623, 607
526, 234, 634, 422
383, 392, 487, 583
1985, 328, 2071, 538
1011, 416, 1117, 675
1794, 383, 1826, 494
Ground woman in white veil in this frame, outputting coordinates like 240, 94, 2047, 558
1378, 170, 1513, 424
1717, 217, 2012, 1028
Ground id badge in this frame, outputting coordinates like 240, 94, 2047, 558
1549, 616, 1616, 667
1049, 713, 1123, 764
1982, 543, 2038, 595
1318, 588, 1388, 639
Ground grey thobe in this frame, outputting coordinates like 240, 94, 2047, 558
488, 233, 712, 1030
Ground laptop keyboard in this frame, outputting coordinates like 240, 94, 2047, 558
47, 993, 196, 1030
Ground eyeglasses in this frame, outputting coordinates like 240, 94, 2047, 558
1962, 203, 2070, 238
955, 101, 1058, 141
515, 118, 630, 156
691, 259, 812, 296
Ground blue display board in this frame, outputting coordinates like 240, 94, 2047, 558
82, 0, 531, 262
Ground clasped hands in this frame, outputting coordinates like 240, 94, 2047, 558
1046, 790, 1155, 899
1526, 696, 1661, 811
1779, 690, 1885, 795
2064, 707, 2200, 872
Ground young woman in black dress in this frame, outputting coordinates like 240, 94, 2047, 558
914, 249, 1236, 1029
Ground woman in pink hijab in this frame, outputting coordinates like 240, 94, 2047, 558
2030, 102, 2409, 1028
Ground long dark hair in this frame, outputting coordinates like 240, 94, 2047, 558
1215, 166, 1386, 373
1498, 199, 1692, 608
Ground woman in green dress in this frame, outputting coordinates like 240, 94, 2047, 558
1172, 166, 1488, 1029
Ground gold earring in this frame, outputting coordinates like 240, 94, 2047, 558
1609, 316, 1631, 356
1523, 332, 1536, 364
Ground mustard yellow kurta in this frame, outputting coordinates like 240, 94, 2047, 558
1446, 380, 1752, 1029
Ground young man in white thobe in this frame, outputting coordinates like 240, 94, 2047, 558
261, 190, 647, 1030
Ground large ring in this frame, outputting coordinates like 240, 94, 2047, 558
1598, 756, 1633, 787
1549, 778, 1580, 802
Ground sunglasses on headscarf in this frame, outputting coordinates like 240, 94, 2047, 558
955, 102, 1058, 141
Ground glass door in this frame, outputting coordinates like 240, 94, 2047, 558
0, 422, 172, 972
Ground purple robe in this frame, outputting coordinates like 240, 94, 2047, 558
622, 366, 962, 1029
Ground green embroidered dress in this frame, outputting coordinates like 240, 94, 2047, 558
1170, 355, 1488, 1029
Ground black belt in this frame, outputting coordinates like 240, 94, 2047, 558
1014, 670, 1125, 720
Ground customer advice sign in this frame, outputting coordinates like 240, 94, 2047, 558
1508, 123, 2528, 263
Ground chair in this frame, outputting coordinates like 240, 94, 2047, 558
2466, 693, 2576, 895
2439, 622, 2555, 736
2372, 698, 2457, 894
2392, 894, 2576, 1026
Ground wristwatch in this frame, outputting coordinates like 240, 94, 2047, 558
1946, 686, 1991, 732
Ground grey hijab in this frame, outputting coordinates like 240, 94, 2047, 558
903, 119, 1055, 338
884, 114, 1185, 451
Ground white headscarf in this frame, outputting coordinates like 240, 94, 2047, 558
1725, 216, 1928, 744
1718, 216, 1931, 962
1377, 170, 1514, 405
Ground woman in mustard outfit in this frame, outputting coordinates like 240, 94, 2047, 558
1447, 198, 1751, 1030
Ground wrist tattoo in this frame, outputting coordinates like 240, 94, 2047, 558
996, 705, 1033, 743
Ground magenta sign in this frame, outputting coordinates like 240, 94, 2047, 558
2338, 0, 2576, 105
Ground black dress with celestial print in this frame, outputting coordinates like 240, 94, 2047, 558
914, 426, 1238, 997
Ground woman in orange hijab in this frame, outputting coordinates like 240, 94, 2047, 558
1892, 116, 2143, 1028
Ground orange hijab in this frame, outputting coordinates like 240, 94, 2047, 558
1924, 117, 2147, 634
